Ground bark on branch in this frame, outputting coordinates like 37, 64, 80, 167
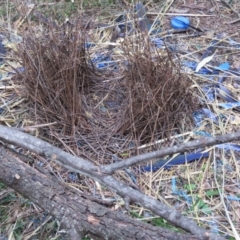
0, 145, 200, 240
0, 125, 228, 239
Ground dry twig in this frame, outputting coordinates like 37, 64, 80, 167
0, 124, 235, 239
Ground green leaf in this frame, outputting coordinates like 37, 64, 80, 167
197, 198, 205, 208
184, 184, 197, 192
206, 189, 220, 197
201, 204, 211, 215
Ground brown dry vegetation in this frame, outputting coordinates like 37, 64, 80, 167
1, 0, 240, 239
14, 18, 198, 167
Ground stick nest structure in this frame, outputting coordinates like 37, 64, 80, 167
1, 1, 240, 238
14, 18, 199, 165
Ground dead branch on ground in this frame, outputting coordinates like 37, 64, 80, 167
0, 125, 236, 239
0, 145, 200, 240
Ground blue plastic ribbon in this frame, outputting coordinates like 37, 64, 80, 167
142, 151, 209, 172
217, 101, 240, 109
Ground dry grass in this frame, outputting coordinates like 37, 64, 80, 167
0, 0, 240, 239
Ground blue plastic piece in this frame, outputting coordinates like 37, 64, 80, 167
0, 38, 6, 63
217, 101, 240, 109
151, 37, 164, 48
68, 172, 78, 182
215, 62, 230, 71
142, 151, 209, 172
226, 195, 240, 201
202, 86, 216, 102
208, 220, 219, 234
85, 42, 95, 49
216, 144, 240, 152
202, 108, 219, 124
172, 177, 193, 204
194, 131, 212, 137
91, 54, 117, 70
171, 16, 190, 30
193, 111, 205, 127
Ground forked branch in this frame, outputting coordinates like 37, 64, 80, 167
0, 125, 233, 240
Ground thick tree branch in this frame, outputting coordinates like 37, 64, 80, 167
0, 125, 226, 239
100, 131, 240, 173
0, 145, 200, 240
0, 125, 98, 173
1, 126, 240, 176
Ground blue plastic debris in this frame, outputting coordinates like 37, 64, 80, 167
149, 20, 162, 35
215, 62, 230, 71
172, 177, 193, 204
142, 151, 209, 172
85, 42, 95, 49
208, 220, 219, 234
216, 144, 240, 152
0, 37, 6, 63
202, 108, 219, 124
68, 172, 78, 182
194, 131, 212, 137
228, 69, 240, 76
226, 195, 240, 201
218, 84, 237, 103
228, 37, 240, 48
202, 85, 216, 102
217, 101, 240, 109
8, 67, 25, 75
150, 37, 164, 48
193, 111, 206, 127
171, 16, 190, 30
91, 54, 117, 70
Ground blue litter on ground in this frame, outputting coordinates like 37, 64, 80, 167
171, 16, 190, 30
217, 101, 240, 109
172, 177, 193, 204
215, 62, 230, 71
202, 108, 219, 124
91, 54, 117, 70
0, 37, 6, 63
68, 172, 78, 182
208, 220, 219, 234
193, 111, 206, 127
226, 195, 240, 201
142, 151, 209, 172
216, 144, 240, 152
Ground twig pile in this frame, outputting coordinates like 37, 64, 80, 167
14, 16, 200, 163
119, 36, 198, 143
16, 21, 100, 136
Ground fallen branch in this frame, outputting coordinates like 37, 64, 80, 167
2, 126, 240, 175
1, 126, 98, 173
0, 145, 199, 240
100, 131, 240, 173
0, 125, 228, 239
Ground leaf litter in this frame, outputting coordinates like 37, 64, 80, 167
0, 0, 240, 239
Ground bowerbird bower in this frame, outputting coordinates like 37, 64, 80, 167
14, 17, 199, 165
